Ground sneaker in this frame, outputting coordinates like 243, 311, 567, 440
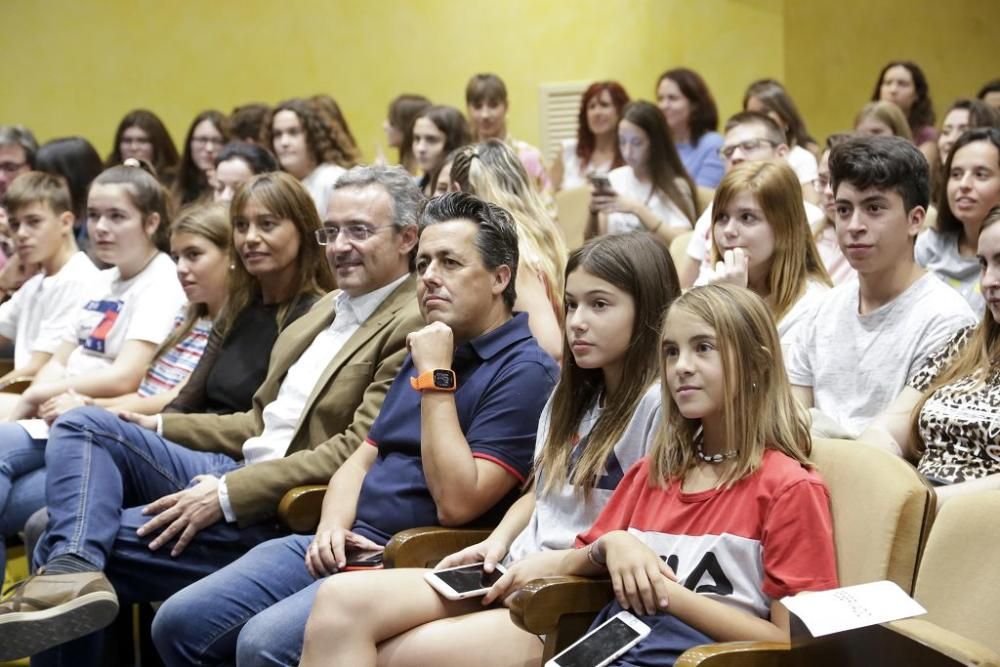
0, 571, 119, 660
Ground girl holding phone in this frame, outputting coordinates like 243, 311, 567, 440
544, 284, 838, 665
297, 232, 681, 667
550, 81, 629, 191
588, 101, 697, 244
704, 161, 831, 357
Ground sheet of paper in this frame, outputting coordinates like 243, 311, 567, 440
17, 418, 50, 440
781, 580, 926, 637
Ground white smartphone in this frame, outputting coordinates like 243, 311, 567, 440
545, 610, 651, 667
423, 562, 507, 600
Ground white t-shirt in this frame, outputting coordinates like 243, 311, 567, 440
559, 138, 611, 191
0, 252, 98, 368
786, 145, 819, 184
777, 279, 829, 360
302, 163, 346, 218
63, 253, 187, 378
915, 227, 983, 315
506, 383, 661, 563
785, 272, 976, 437
605, 166, 691, 235
690, 199, 825, 286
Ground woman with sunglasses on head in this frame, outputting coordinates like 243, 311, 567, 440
165, 172, 334, 416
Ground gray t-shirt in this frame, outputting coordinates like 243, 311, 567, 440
506, 383, 661, 563
786, 272, 976, 438
915, 228, 983, 315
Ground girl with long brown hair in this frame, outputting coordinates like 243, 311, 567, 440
298, 232, 681, 667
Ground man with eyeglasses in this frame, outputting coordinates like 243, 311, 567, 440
677, 111, 826, 287
0, 165, 426, 662
0, 126, 38, 231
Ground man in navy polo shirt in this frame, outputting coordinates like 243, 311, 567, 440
151, 192, 560, 666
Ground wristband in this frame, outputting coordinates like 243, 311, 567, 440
409, 369, 457, 392
587, 540, 606, 567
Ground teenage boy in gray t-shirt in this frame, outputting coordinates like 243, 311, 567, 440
786, 136, 976, 438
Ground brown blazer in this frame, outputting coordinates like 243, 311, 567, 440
162, 275, 423, 526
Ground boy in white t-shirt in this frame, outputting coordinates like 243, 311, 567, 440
785, 136, 977, 438
0, 173, 97, 400
680, 112, 825, 287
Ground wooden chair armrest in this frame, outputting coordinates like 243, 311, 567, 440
276, 485, 327, 534
676, 641, 791, 666
383, 527, 492, 569
887, 619, 1000, 666
508, 575, 614, 635
0, 376, 33, 394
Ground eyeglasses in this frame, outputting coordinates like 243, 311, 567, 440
719, 138, 776, 160
0, 162, 27, 174
192, 136, 225, 147
315, 224, 392, 245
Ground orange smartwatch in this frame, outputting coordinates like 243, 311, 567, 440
410, 369, 457, 392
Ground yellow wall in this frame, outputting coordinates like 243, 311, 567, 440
784, 0, 1000, 143
1, 0, 783, 162
2, 0, 996, 164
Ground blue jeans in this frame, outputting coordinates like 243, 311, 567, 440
153, 533, 322, 667
590, 601, 715, 667
29, 406, 285, 667
0, 422, 47, 575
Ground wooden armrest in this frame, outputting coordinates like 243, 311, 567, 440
276, 485, 327, 534
383, 527, 492, 569
676, 641, 791, 666
0, 376, 33, 394
508, 575, 614, 635
887, 619, 1000, 666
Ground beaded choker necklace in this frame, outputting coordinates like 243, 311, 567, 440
696, 441, 738, 464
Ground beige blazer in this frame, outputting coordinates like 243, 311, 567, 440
162, 276, 423, 526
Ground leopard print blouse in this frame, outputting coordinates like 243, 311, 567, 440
908, 326, 1000, 484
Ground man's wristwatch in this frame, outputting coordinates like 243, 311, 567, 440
410, 369, 457, 392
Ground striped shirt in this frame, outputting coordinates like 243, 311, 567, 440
137, 313, 212, 397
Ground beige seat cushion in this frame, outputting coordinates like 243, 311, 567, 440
555, 186, 591, 250
810, 438, 933, 593
910, 491, 1000, 653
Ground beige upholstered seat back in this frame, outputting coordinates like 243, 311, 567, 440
912, 491, 1000, 652
695, 186, 715, 216
554, 186, 591, 251
670, 231, 693, 273
809, 438, 934, 593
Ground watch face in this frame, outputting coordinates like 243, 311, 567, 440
433, 370, 455, 389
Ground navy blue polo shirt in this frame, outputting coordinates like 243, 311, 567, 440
351, 312, 559, 544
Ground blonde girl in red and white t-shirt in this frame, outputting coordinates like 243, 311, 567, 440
551, 283, 838, 666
